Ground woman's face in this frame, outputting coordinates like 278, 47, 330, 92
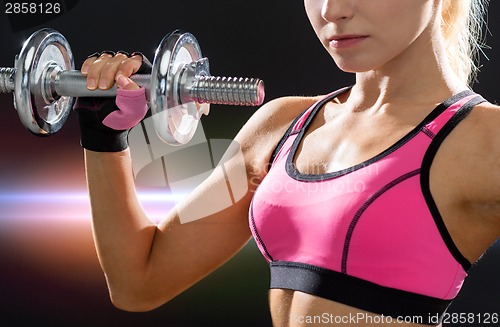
304, 0, 439, 73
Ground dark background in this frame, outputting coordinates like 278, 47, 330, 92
0, 1, 498, 326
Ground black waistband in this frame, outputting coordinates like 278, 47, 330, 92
270, 261, 451, 326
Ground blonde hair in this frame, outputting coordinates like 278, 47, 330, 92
441, 0, 489, 85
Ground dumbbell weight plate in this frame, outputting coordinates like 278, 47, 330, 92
150, 30, 207, 146
14, 28, 74, 135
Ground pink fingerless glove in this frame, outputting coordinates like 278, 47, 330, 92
102, 87, 148, 130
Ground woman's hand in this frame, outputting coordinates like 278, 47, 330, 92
74, 51, 151, 152
81, 51, 143, 91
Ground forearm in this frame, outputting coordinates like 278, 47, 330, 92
84, 148, 157, 294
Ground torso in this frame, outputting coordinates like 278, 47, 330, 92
249, 90, 500, 327
293, 92, 497, 262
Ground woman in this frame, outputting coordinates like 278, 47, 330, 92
75, 0, 499, 326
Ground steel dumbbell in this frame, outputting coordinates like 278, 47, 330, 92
0, 29, 265, 145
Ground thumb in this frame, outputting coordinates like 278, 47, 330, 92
116, 74, 140, 90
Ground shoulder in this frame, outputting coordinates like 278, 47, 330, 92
446, 100, 500, 158
468, 100, 500, 127
469, 101, 500, 174
445, 100, 500, 206
461, 101, 500, 155
234, 95, 323, 181
451, 99, 500, 165
465, 101, 500, 230
429, 99, 500, 246
238, 95, 323, 139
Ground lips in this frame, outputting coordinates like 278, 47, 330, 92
329, 35, 368, 49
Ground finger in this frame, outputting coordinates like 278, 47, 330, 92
98, 53, 130, 90
85, 53, 114, 90
81, 56, 98, 75
116, 75, 140, 90
116, 54, 143, 79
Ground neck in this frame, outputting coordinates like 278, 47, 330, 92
346, 24, 469, 110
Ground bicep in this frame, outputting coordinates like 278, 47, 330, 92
144, 153, 254, 305
141, 96, 318, 305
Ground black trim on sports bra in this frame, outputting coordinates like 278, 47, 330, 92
268, 87, 353, 168
286, 90, 477, 182
268, 115, 302, 169
420, 95, 487, 272
270, 261, 450, 326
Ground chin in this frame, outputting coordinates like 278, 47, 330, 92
334, 61, 372, 74
332, 55, 383, 75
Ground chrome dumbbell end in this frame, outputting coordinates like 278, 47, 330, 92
0, 67, 16, 93
13, 28, 75, 136
191, 76, 265, 107
175, 54, 265, 108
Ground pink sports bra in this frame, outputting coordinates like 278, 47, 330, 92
249, 87, 486, 325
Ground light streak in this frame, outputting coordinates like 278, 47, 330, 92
0, 191, 187, 202
0, 190, 187, 222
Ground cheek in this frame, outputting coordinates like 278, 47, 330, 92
340, 4, 434, 71
369, 0, 436, 43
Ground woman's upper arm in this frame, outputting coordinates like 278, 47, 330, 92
456, 102, 500, 233
479, 104, 500, 224
472, 103, 500, 203
137, 96, 318, 309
